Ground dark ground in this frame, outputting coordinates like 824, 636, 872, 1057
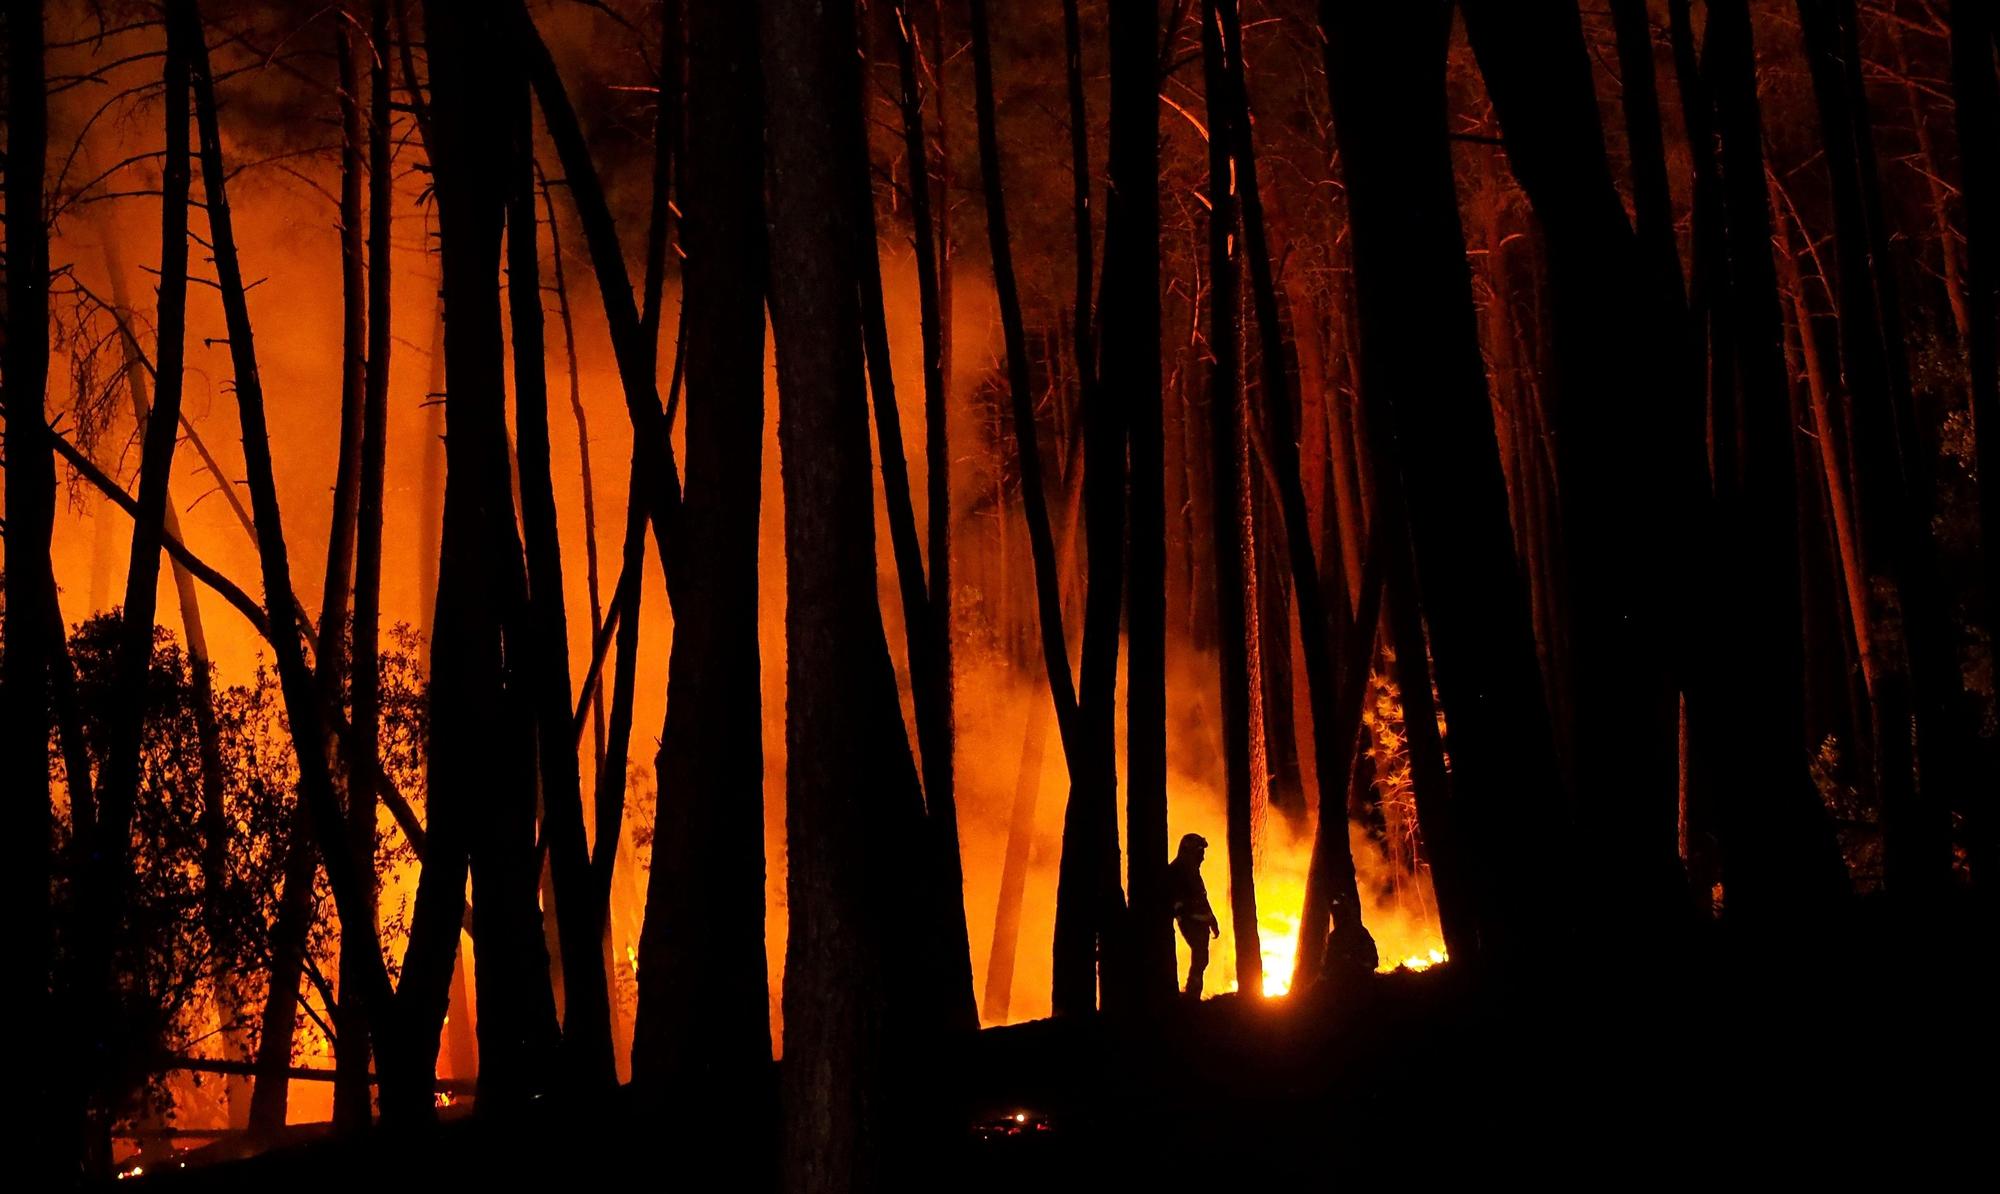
123, 912, 1995, 1189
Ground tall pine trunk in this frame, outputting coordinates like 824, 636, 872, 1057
4, 5, 61, 1180
764, 0, 938, 1185
1702, 0, 1849, 921
1948, 0, 2000, 901
1322, 0, 1564, 964
1202, 0, 1262, 998
632, 0, 775, 1137
1111, 0, 1174, 1010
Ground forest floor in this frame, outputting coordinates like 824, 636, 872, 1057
129, 911, 1994, 1189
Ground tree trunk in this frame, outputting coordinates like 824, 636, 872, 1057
420, 0, 560, 1110
631, 0, 775, 1134
100, 235, 248, 1127
1948, 0, 2000, 901
1323, 0, 1565, 964
899, 0, 973, 1033
1202, 0, 1262, 999
184, 0, 412, 1121
763, 0, 937, 1184
1703, 0, 1849, 920
541, 178, 606, 771
967, 0, 1110, 1019
1460, 0, 1685, 939
91, 1, 195, 1106
1222, 0, 1371, 973
343, 0, 396, 1124
849, 15, 976, 1033
506, 81, 613, 1087
1111, 0, 1173, 1010
3, 5, 61, 1179
323, 23, 373, 1133
1797, 0, 1958, 908
509, 0, 686, 597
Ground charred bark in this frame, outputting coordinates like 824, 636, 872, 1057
1202, 0, 1262, 998
1460, 0, 1685, 939
764, 0, 937, 1184
1797, 0, 1959, 908
1702, 0, 1849, 920
1112, 0, 1173, 1010
632, 0, 775, 1130
1323, 0, 1564, 963
3, 4, 62, 1179
506, 80, 613, 1088
419, 0, 560, 1109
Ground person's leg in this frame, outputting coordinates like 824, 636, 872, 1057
1187, 932, 1208, 1000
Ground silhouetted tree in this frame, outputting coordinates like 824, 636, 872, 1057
764, 0, 937, 1186
1322, 0, 1564, 963
633, 0, 775, 1141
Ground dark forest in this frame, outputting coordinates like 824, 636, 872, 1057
2, 0, 1994, 1186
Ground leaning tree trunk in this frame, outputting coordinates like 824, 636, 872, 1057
505, 74, 613, 1091
90, 2, 196, 1112
1322, 0, 1565, 964
967, 0, 1108, 1019
764, 0, 939, 1187
1202, 0, 1262, 998
4, 5, 61, 1181
184, 0, 413, 1116
848, 18, 975, 1033
631, 0, 775, 1141
100, 234, 247, 1125
1221, 0, 1373, 978
419, 0, 560, 1111
893, 0, 975, 1032
1797, 0, 1958, 908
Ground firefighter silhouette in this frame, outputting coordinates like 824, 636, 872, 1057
1168, 833, 1220, 998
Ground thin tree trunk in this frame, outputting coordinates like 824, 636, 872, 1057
1220, 0, 1371, 976
967, 0, 1107, 1018
508, 0, 686, 598
324, 24, 373, 1133
1948, 0, 2000, 901
1107, 0, 1173, 1011
631, 0, 775, 1132
540, 174, 607, 771
1609, 0, 1686, 310
183, 0, 413, 1122
507, 86, 613, 1088
342, 0, 396, 1123
849, 17, 976, 1034
907, 1, 970, 1035
91, 1, 196, 1109
1202, 0, 1262, 998
100, 235, 248, 1126
1798, 0, 1958, 907
419, 0, 560, 1110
